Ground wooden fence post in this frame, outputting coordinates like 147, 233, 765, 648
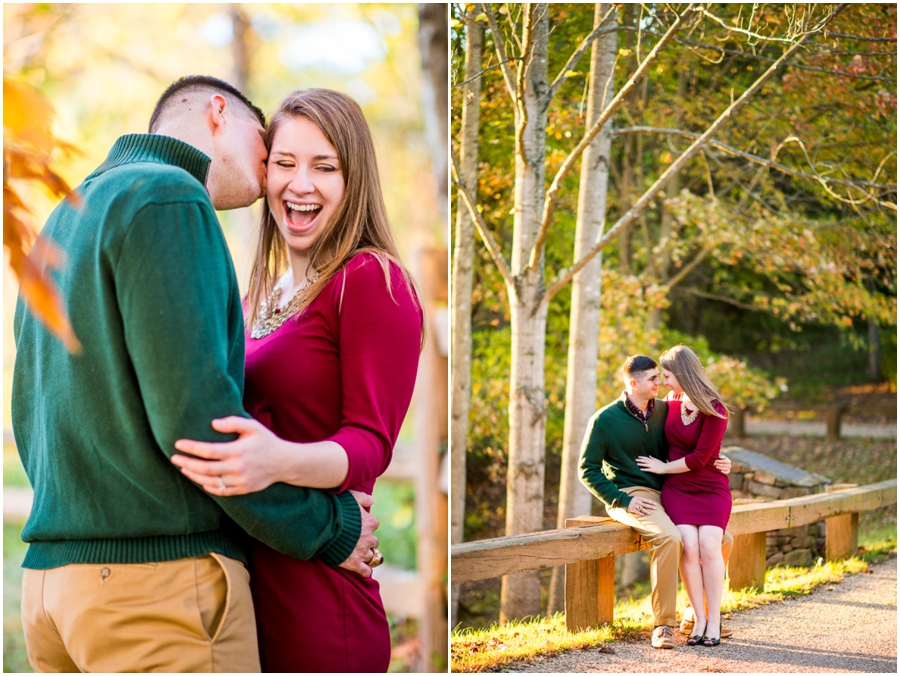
565, 556, 615, 631
727, 532, 767, 592
825, 405, 845, 440
728, 407, 746, 438
564, 517, 616, 631
826, 512, 859, 561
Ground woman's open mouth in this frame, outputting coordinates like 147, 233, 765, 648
283, 200, 322, 233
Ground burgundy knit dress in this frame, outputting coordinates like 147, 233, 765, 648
243, 253, 422, 673
660, 394, 732, 530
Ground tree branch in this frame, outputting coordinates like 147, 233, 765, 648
695, 4, 798, 43
665, 246, 711, 289
482, 3, 518, 105
451, 149, 515, 291
527, 2, 694, 273
545, 4, 619, 102
679, 287, 764, 311
452, 56, 518, 89
613, 127, 897, 191
543, 4, 848, 303
827, 32, 897, 42
617, 26, 896, 83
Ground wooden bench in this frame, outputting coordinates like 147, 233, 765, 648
451, 479, 896, 631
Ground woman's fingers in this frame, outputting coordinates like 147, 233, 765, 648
179, 467, 226, 493
173, 438, 229, 459
178, 466, 250, 496
211, 416, 259, 435
171, 453, 230, 477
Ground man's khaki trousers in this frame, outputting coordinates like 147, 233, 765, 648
607, 487, 734, 628
21, 554, 261, 673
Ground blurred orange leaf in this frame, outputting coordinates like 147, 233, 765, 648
3, 74, 82, 354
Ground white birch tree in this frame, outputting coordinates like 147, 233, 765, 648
450, 4, 484, 628
547, 2, 618, 615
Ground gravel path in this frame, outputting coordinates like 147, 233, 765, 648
504, 556, 897, 673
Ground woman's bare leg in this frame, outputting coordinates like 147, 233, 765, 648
676, 525, 706, 637
698, 525, 725, 640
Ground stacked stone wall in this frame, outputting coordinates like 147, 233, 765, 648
725, 447, 831, 568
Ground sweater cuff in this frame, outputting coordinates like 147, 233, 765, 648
614, 492, 634, 511
317, 491, 363, 568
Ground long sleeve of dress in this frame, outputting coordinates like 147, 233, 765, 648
683, 402, 728, 471
326, 254, 423, 492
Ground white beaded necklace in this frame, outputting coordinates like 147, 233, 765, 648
681, 401, 699, 426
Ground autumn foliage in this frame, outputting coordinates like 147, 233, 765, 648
3, 75, 81, 353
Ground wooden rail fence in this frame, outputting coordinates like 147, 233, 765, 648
729, 403, 896, 440
451, 479, 896, 632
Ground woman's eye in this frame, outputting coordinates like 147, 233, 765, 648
318, 165, 338, 173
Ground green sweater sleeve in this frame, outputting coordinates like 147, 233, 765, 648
115, 199, 360, 566
579, 412, 634, 511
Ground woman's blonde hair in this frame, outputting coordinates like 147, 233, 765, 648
659, 345, 729, 419
246, 88, 420, 330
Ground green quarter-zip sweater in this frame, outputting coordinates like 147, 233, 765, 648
579, 392, 670, 510
12, 134, 360, 570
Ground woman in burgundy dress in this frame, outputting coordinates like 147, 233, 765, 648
171, 89, 422, 671
636, 345, 730, 647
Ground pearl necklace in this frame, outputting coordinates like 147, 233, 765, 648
250, 273, 319, 339
681, 402, 699, 426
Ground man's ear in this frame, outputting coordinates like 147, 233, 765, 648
207, 94, 228, 135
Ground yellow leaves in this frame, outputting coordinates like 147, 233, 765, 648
3, 75, 82, 354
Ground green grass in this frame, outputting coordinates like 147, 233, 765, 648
450, 532, 896, 673
3, 520, 30, 674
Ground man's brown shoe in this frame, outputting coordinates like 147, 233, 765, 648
651, 625, 676, 649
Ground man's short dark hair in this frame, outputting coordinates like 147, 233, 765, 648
148, 75, 266, 133
622, 354, 658, 377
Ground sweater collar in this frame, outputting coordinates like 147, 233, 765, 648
88, 134, 210, 188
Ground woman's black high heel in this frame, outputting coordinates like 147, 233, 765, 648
701, 622, 721, 647
686, 620, 706, 646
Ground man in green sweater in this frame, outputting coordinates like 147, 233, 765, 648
12, 76, 378, 672
579, 355, 733, 649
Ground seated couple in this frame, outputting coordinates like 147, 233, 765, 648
579, 347, 734, 648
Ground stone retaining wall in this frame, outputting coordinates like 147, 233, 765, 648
724, 447, 831, 567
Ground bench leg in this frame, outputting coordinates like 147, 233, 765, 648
727, 532, 766, 592
565, 555, 615, 632
826, 512, 859, 561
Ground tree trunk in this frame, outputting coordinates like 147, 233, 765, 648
227, 4, 258, 287
647, 64, 689, 331
548, 2, 617, 616
418, 3, 449, 224
450, 6, 484, 629
618, 4, 636, 275
229, 5, 251, 93
868, 321, 883, 383
500, 4, 550, 623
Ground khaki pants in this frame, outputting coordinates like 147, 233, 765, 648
21, 554, 260, 673
607, 487, 734, 628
